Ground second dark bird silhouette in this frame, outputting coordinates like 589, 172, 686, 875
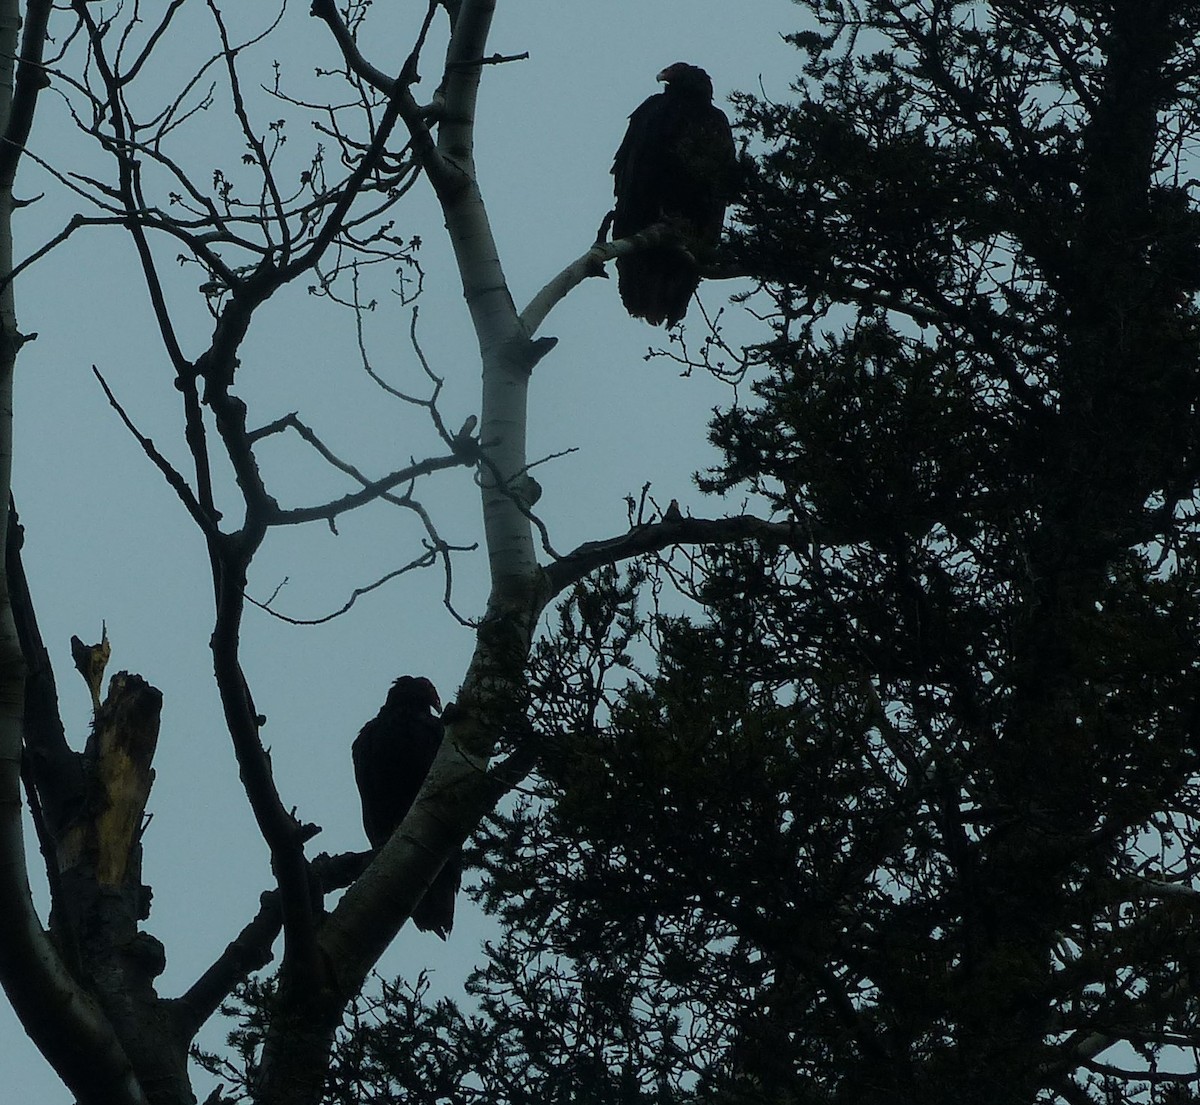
352, 675, 460, 938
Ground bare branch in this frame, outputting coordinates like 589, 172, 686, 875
518, 241, 610, 338
309, 0, 398, 96
519, 224, 695, 338
69, 1, 201, 403
175, 850, 370, 1036
252, 412, 470, 526
545, 515, 824, 597
120, 0, 190, 86
446, 51, 530, 71
91, 366, 218, 537
0, 212, 123, 293
206, 2, 289, 260
248, 550, 439, 627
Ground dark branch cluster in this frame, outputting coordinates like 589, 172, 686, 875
9, 6, 486, 1104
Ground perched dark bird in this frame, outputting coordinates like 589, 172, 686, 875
611, 62, 737, 327
352, 675, 461, 938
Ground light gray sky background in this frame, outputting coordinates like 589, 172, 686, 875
2, 2, 806, 1098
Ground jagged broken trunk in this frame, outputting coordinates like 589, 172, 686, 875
30, 669, 195, 1103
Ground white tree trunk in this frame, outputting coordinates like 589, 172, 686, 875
322, 0, 551, 986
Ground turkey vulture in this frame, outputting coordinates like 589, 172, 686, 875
611, 62, 736, 327
352, 675, 461, 938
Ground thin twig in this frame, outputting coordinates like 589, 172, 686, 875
91, 365, 217, 537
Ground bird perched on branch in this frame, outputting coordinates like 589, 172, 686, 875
352, 675, 460, 938
611, 62, 736, 327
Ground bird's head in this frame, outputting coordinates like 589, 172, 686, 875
657, 62, 714, 100
388, 675, 442, 713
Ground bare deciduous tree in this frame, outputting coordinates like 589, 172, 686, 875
0, 4, 761, 1102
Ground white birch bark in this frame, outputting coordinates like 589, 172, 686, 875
437, 0, 538, 593
322, 0, 551, 984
